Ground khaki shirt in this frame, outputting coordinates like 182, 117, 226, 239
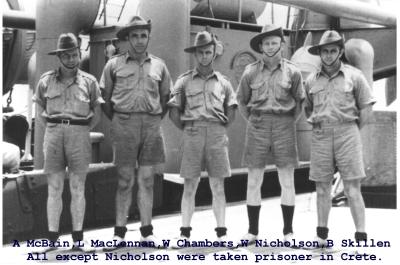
168, 69, 237, 123
237, 59, 305, 115
34, 69, 104, 120
304, 63, 376, 124
100, 52, 172, 114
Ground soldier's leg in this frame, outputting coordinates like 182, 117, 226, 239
137, 165, 155, 233
209, 177, 226, 228
69, 171, 87, 232
47, 171, 66, 233
343, 179, 366, 234
181, 178, 200, 227
115, 165, 136, 227
315, 181, 332, 241
277, 166, 295, 236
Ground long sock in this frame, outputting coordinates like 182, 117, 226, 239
281, 204, 294, 235
114, 226, 127, 238
180, 227, 192, 238
72, 230, 83, 242
215, 227, 227, 237
355, 232, 367, 241
140, 225, 153, 237
48, 231, 59, 242
247, 205, 261, 235
317, 226, 329, 240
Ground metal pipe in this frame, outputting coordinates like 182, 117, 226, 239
373, 64, 396, 80
262, 0, 396, 27
3, 10, 35, 30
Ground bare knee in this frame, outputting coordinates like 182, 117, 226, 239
316, 182, 331, 198
210, 179, 225, 200
343, 181, 362, 200
183, 179, 199, 198
117, 166, 134, 192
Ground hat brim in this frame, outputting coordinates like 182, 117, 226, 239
116, 20, 152, 39
184, 39, 215, 53
250, 29, 289, 53
48, 47, 79, 55
308, 39, 344, 55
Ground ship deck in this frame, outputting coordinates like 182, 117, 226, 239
1, 192, 398, 264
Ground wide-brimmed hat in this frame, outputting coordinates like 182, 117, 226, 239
116, 15, 152, 40
308, 30, 344, 55
184, 31, 216, 53
48, 33, 79, 55
250, 24, 286, 53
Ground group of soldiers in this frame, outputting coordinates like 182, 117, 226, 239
33, 15, 375, 253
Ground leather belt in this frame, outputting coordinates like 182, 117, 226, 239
46, 118, 90, 126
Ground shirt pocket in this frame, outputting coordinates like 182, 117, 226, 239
45, 89, 62, 115
185, 86, 203, 109
115, 70, 135, 91
145, 73, 161, 97
73, 88, 91, 117
339, 79, 355, 107
275, 80, 292, 101
210, 88, 225, 112
309, 85, 326, 112
249, 81, 265, 104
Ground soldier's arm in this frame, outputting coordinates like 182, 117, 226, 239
291, 68, 305, 122
167, 78, 185, 130
169, 107, 184, 130
303, 77, 314, 119
359, 104, 373, 129
33, 78, 47, 126
99, 61, 114, 120
237, 72, 251, 120
159, 65, 173, 119
225, 106, 236, 127
355, 73, 376, 129
224, 79, 238, 127
89, 80, 105, 130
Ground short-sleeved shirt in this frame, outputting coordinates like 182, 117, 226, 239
237, 59, 305, 115
168, 69, 237, 123
33, 69, 104, 120
100, 52, 172, 114
304, 63, 376, 124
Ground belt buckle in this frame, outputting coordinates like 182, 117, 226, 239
61, 119, 70, 125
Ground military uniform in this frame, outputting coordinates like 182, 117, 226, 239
168, 69, 237, 178
304, 62, 376, 181
100, 52, 172, 167
34, 69, 104, 174
237, 59, 304, 168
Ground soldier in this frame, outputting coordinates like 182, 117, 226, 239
33, 33, 104, 252
100, 16, 172, 248
304, 30, 375, 245
168, 31, 237, 245
237, 25, 305, 244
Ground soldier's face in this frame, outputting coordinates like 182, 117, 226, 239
195, 44, 215, 67
260, 36, 282, 57
58, 48, 80, 70
320, 44, 343, 66
127, 29, 150, 54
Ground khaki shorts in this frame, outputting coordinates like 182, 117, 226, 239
111, 112, 165, 167
179, 121, 231, 179
243, 113, 298, 168
43, 123, 91, 175
310, 122, 365, 182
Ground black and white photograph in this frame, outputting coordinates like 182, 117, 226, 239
1, 0, 398, 264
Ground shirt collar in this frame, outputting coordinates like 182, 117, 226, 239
192, 68, 219, 81
55, 68, 81, 84
259, 59, 284, 73
125, 52, 151, 63
317, 62, 346, 79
